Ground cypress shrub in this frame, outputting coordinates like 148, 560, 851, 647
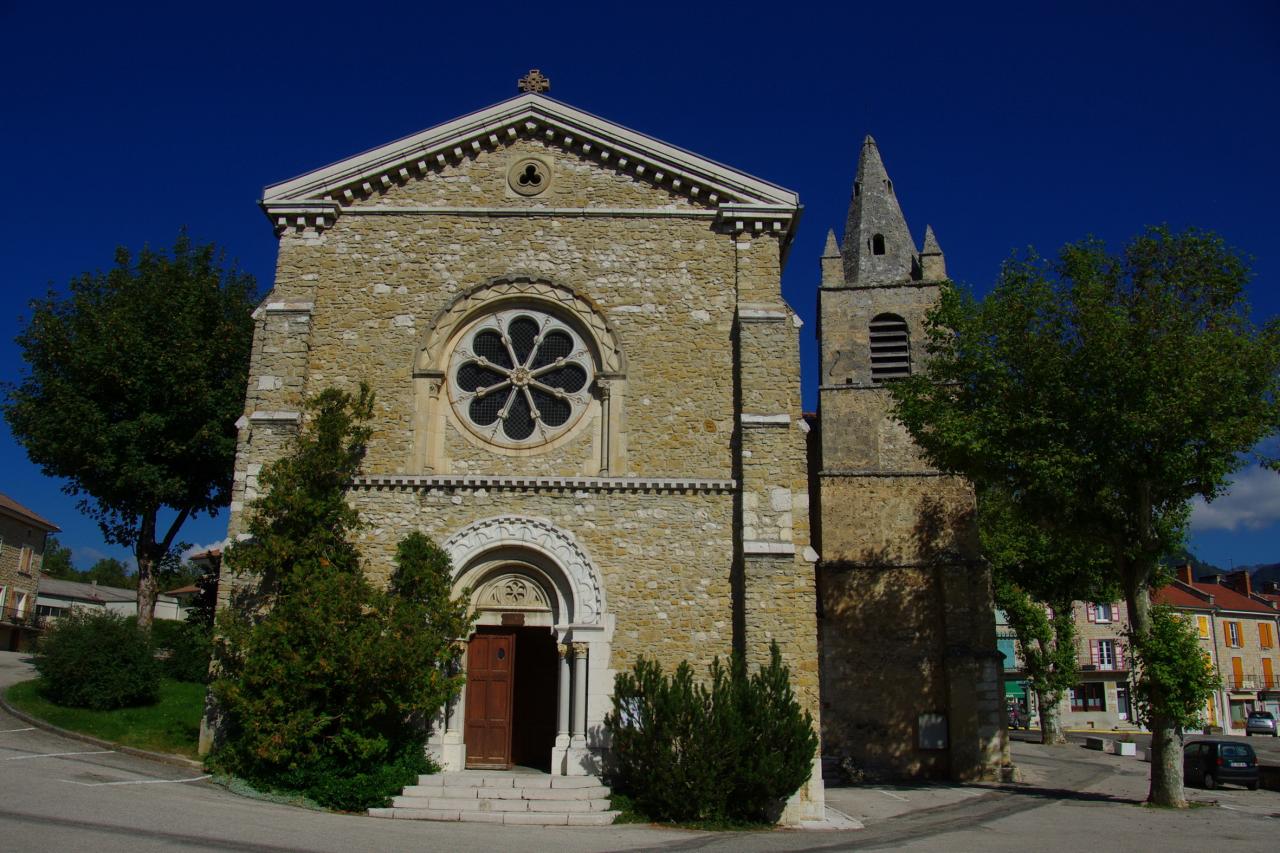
150, 619, 212, 683
604, 642, 817, 825
208, 386, 472, 811
33, 609, 160, 710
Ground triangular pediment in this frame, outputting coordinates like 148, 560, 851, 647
261, 94, 800, 241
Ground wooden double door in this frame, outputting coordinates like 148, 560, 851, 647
463, 627, 557, 769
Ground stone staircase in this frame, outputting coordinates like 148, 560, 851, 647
368, 770, 618, 826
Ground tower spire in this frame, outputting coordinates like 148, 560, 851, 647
842, 135, 917, 287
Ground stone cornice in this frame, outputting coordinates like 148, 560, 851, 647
259, 95, 800, 244
819, 469, 950, 478
350, 474, 736, 494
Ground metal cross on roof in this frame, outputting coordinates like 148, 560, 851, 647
518, 69, 551, 94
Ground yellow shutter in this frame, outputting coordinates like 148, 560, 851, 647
1264, 658, 1275, 689
1197, 615, 1210, 639
1232, 656, 1244, 689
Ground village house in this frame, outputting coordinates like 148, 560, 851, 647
0, 493, 59, 651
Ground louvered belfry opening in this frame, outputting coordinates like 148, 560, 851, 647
869, 313, 910, 382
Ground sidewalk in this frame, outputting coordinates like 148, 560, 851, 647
823, 735, 1280, 828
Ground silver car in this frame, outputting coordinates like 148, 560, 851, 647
1245, 711, 1277, 737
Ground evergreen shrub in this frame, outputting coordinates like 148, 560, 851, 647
208, 386, 471, 811
605, 642, 817, 824
150, 619, 212, 683
33, 609, 160, 710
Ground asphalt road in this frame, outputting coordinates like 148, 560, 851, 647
2, 652, 1277, 852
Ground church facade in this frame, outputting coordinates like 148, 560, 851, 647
215, 81, 1006, 822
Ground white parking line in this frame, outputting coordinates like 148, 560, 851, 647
875, 789, 910, 801
2, 750, 114, 761
0, 727, 36, 733
60, 774, 211, 787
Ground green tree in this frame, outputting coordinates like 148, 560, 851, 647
1128, 605, 1221, 741
4, 234, 257, 629
889, 228, 1280, 807
39, 536, 77, 580
210, 386, 472, 810
85, 557, 136, 589
980, 488, 1115, 744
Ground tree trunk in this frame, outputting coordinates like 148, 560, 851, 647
1125, 576, 1186, 807
135, 547, 159, 632
1037, 689, 1067, 744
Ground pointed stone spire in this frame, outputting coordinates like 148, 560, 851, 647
821, 228, 843, 288
920, 224, 946, 281
842, 135, 918, 287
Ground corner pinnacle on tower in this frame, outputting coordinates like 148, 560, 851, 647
842, 136, 917, 287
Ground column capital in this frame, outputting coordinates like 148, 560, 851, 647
557, 642, 570, 659
571, 641, 590, 657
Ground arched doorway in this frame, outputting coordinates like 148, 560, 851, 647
430, 516, 611, 776
463, 572, 559, 770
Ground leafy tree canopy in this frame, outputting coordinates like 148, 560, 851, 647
39, 536, 76, 580
889, 227, 1280, 806
4, 233, 257, 626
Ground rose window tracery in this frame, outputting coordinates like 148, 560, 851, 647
448, 309, 594, 446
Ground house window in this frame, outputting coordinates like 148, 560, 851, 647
1231, 656, 1244, 690
1097, 640, 1116, 670
1070, 682, 1106, 712
447, 309, 594, 447
1260, 623, 1274, 649
14, 593, 27, 618
1197, 615, 1211, 639
18, 545, 34, 575
1263, 658, 1275, 690
0, 586, 7, 617
35, 604, 66, 619
1094, 603, 1114, 623
871, 233, 886, 255
869, 313, 910, 382
1226, 621, 1241, 648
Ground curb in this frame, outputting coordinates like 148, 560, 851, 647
0, 689, 204, 772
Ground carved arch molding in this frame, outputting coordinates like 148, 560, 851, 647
443, 515, 605, 624
417, 276, 626, 376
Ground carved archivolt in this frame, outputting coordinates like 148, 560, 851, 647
477, 574, 552, 611
443, 515, 604, 624
417, 277, 626, 376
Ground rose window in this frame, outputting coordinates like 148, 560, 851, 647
449, 310, 594, 446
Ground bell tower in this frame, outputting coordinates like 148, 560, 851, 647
814, 137, 1009, 782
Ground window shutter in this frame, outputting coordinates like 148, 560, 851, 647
1224, 623, 1231, 645
1090, 640, 1100, 667
1116, 643, 1126, 670
1086, 604, 1096, 623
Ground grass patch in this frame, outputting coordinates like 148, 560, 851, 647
5, 678, 204, 758
607, 793, 773, 832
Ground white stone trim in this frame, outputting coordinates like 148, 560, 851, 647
247, 410, 301, 424
744, 541, 797, 555
262, 301, 314, 314
739, 308, 788, 321
262, 94, 798, 210
341, 206, 719, 219
739, 413, 791, 427
350, 474, 736, 493
443, 515, 605, 625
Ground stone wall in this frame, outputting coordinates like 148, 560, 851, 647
0, 514, 46, 651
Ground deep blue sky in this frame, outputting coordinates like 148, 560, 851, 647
2, 2, 1277, 571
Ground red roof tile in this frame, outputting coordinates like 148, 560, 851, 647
1156, 579, 1278, 615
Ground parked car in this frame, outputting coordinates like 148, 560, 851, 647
1183, 740, 1259, 790
1245, 711, 1277, 737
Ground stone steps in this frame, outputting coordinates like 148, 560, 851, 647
369, 770, 618, 826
